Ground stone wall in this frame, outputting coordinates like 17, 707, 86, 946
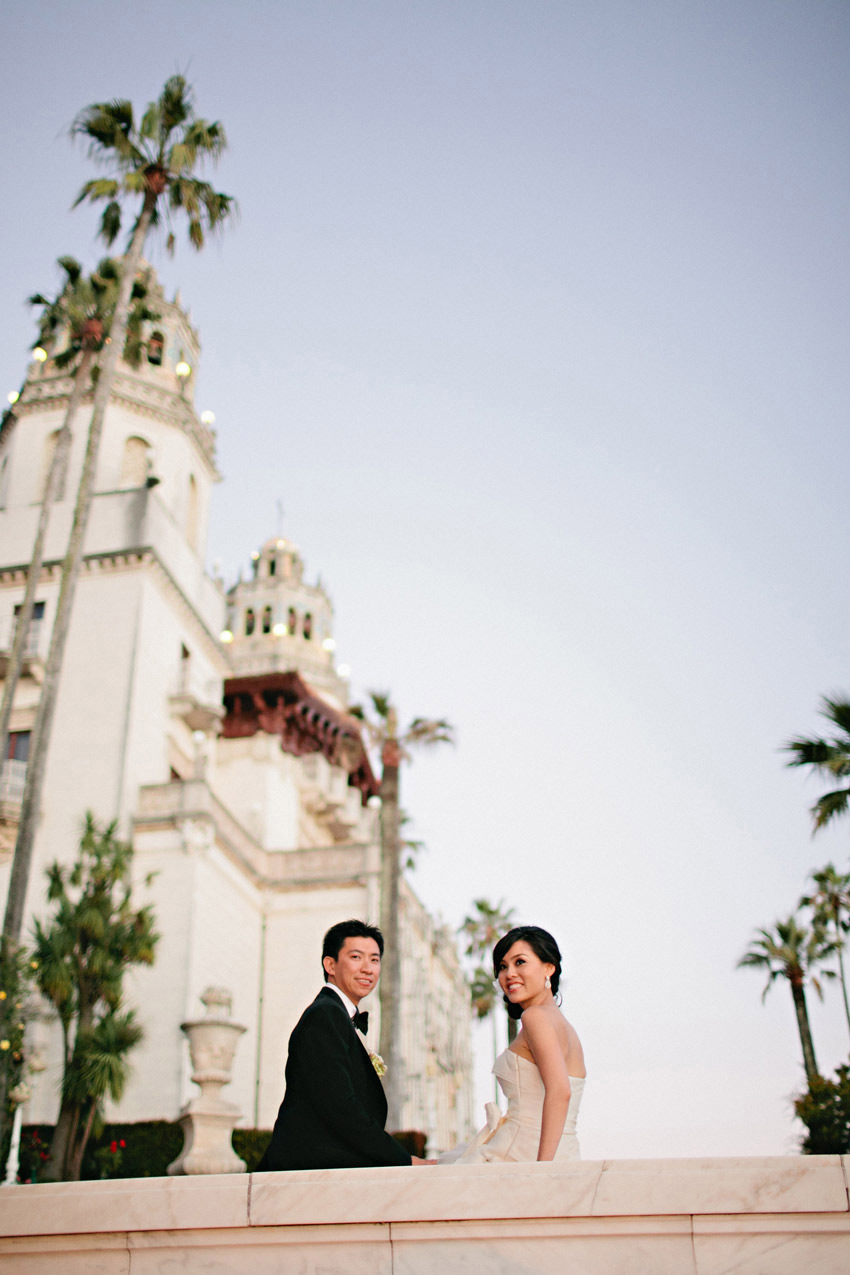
1, 1156, 848, 1273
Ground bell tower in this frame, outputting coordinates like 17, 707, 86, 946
222, 537, 348, 708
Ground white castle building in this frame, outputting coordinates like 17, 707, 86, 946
0, 268, 474, 1152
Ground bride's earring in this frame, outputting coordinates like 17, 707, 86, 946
544, 976, 552, 989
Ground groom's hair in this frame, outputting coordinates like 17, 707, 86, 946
322, 919, 384, 980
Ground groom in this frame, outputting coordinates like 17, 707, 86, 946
257, 919, 428, 1170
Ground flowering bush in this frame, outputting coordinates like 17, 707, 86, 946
92, 1137, 127, 1178
0, 942, 38, 1168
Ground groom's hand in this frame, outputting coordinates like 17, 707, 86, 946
411, 1156, 437, 1165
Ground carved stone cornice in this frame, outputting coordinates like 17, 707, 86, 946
0, 546, 231, 672
12, 370, 219, 479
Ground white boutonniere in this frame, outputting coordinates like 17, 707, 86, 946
369, 1050, 387, 1077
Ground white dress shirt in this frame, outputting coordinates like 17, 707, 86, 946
324, 982, 371, 1051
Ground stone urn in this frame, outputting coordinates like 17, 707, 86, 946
167, 987, 248, 1175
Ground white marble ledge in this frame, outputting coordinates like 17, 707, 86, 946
1, 1155, 848, 1241
5, 1216, 850, 1275
0, 1172, 248, 1239
251, 1155, 850, 1226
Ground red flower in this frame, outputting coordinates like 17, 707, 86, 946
109, 1141, 118, 1153
119, 1140, 126, 1148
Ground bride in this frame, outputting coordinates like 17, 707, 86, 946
443, 925, 586, 1163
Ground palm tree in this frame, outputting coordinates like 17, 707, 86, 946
801, 864, 850, 1044
460, 898, 517, 1096
5, 76, 234, 946
351, 692, 454, 1129
784, 695, 850, 832
0, 257, 154, 784
737, 915, 836, 1085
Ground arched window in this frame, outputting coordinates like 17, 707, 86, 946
268, 553, 277, 577
186, 474, 199, 551
262, 606, 272, 634
40, 429, 68, 502
303, 612, 313, 640
287, 606, 296, 635
147, 331, 165, 365
119, 436, 151, 488
245, 608, 255, 636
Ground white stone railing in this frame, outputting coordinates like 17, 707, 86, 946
1, 1156, 848, 1273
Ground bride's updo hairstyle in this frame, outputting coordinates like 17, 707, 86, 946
493, 925, 562, 1020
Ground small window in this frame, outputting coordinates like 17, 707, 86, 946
287, 607, 296, 634
7, 731, 30, 762
262, 606, 272, 634
14, 601, 44, 656
14, 602, 45, 621
303, 612, 312, 640
148, 332, 165, 366
119, 436, 151, 488
245, 608, 255, 636
268, 555, 277, 577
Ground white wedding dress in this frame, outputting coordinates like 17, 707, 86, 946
441, 1048, 585, 1163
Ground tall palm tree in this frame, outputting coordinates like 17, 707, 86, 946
460, 898, 517, 1094
351, 692, 454, 1129
801, 864, 850, 1044
0, 257, 154, 781
4, 77, 234, 946
784, 695, 850, 832
737, 915, 836, 1085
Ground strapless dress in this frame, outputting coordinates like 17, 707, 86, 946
441, 1048, 584, 1163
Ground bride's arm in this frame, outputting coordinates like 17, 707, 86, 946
521, 1008, 571, 1162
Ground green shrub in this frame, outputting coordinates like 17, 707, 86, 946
232, 1127, 272, 1171
19, 1122, 272, 1180
794, 1062, 850, 1154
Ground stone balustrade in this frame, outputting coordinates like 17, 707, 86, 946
1, 1155, 848, 1273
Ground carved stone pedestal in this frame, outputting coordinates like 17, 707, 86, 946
167, 987, 247, 1176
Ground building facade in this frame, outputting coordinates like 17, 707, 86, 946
0, 268, 474, 1153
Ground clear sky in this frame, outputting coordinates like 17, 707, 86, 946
2, 0, 849, 1158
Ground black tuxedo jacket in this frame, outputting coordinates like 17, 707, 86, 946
257, 987, 412, 1170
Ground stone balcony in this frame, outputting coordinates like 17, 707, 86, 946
1, 1156, 848, 1273
0, 619, 44, 683
134, 778, 377, 889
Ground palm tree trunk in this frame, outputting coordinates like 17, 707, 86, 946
790, 977, 819, 1085
378, 746, 404, 1130
40, 1097, 76, 1183
0, 352, 91, 766
3, 197, 154, 944
65, 1100, 97, 1182
836, 941, 850, 1045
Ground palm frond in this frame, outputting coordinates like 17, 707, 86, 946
812, 788, 850, 830
821, 695, 850, 737
99, 201, 122, 246
369, 691, 393, 721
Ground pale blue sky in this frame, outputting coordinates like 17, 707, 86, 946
2, 0, 849, 1157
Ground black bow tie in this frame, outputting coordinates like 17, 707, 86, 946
352, 1009, 368, 1034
